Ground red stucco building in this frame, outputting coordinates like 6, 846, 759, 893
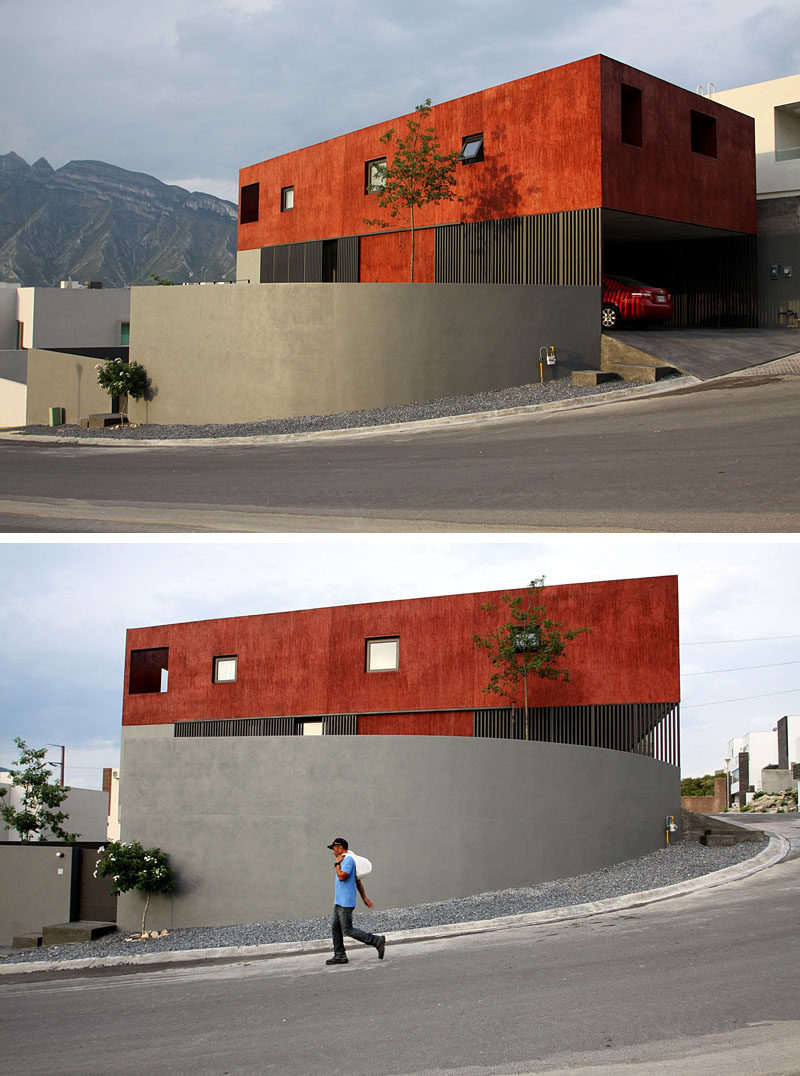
237, 55, 755, 325
123, 575, 680, 762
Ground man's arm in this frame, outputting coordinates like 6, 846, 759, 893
356, 878, 374, 909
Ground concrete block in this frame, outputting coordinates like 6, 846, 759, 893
12, 933, 42, 949
42, 921, 117, 944
87, 413, 125, 428
571, 370, 622, 386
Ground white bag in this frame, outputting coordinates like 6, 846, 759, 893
348, 851, 372, 877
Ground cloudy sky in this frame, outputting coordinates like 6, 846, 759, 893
2, 0, 799, 202
0, 535, 798, 789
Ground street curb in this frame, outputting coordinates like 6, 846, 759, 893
0, 376, 700, 450
0, 834, 787, 978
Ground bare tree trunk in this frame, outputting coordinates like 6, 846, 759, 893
141, 891, 151, 937
410, 204, 416, 283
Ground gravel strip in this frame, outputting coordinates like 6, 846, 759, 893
8, 375, 683, 442
1, 837, 764, 965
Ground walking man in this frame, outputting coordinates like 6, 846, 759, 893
326, 837, 386, 965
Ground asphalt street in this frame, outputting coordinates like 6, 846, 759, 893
2, 824, 799, 1076
1, 374, 798, 531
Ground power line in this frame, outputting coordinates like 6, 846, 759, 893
681, 634, 800, 646
682, 660, 800, 676
682, 688, 800, 708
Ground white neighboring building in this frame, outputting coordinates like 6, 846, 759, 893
710, 74, 800, 328
726, 729, 776, 806
0, 285, 130, 428
711, 74, 800, 199
726, 715, 800, 806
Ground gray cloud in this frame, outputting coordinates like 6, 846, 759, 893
1, 0, 793, 201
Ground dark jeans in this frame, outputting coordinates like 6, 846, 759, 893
331, 904, 380, 958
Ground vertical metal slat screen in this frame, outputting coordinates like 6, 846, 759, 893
473, 702, 679, 765
436, 209, 601, 286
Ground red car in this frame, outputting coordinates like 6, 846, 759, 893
601, 274, 674, 328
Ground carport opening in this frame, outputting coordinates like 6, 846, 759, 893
129, 647, 169, 694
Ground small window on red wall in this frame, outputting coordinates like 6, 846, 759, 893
691, 110, 717, 158
366, 637, 399, 672
129, 648, 169, 694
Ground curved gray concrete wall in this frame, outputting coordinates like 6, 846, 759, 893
117, 728, 679, 932
127, 283, 600, 426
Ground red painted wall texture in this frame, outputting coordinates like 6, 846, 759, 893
237, 54, 755, 283
122, 576, 680, 731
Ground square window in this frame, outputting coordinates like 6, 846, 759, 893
299, 721, 323, 736
691, 110, 717, 158
129, 647, 169, 695
461, 133, 484, 163
213, 655, 237, 683
365, 157, 387, 193
281, 185, 294, 212
512, 629, 540, 653
621, 84, 642, 147
240, 182, 260, 224
366, 637, 399, 672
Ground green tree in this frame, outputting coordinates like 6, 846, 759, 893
95, 839, 176, 937
680, 774, 716, 797
0, 738, 77, 843
95, 358, 148, 425
364, 99, 462, 282
149, 273, 174, 286
473, 578, 592, 741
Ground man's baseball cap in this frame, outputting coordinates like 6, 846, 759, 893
327, 837, 348, 849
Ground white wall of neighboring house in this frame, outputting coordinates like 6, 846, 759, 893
107, 768, 120, 841
726, 728, 779, 803
712, 74, 800, 197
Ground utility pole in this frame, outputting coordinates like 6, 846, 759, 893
48, 744, 65, 787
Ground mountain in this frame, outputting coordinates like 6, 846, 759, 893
0, 152, 237, 287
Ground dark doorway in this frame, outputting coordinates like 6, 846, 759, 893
322, 240, 338, 282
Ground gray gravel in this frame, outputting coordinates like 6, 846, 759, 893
1, 836, 764, 965
9, 374, 682, 442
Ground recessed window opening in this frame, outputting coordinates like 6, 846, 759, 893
691, 110, 717, 157
119, 321, 130, 346
620, 84, 642, 147
366, 637, 399, 672
365, 157, 387, 193
240, 182, 260, 224
129, 647, 169, 695
461, 133, 484, 163
281, 185, 294, 211
513, 629, 540, 653
775, 102, 800, 162
213, 655, 238, 683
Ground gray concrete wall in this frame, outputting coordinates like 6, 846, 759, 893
117, 726, 679, 933
26, 288, 131, 349
127, 283, 600, 426
0, 845, 78, 945
25, 348, 115, 425
0, 288, 19, 348
0, 783, 108, 842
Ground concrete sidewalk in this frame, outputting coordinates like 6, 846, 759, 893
0, 831, 788, 978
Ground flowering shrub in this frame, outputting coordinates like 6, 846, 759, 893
95, 359, 148, 423
95, 839, 175, 936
